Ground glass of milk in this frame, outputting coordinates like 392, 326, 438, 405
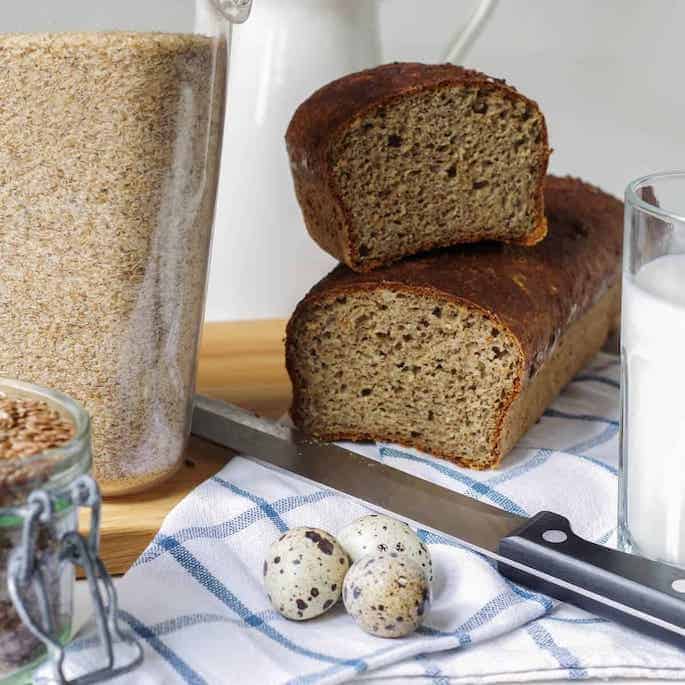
619, 171, 685, 566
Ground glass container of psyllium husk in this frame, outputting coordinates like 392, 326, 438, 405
0, 378, 141, 684
0, 0, 252, 495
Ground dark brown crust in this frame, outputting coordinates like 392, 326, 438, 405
285, 62, 551, 271
285, 176, 623, 466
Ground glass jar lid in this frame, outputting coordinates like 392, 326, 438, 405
0, 377, 91, 510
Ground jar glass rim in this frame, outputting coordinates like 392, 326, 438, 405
625, 170, 685, 225
0, 377, 91, 506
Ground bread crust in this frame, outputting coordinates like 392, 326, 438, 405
286, 62, 551, 272
285, 176, 623, 468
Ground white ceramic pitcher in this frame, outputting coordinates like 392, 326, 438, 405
207, 0, 497, 321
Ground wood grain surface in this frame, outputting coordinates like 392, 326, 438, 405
79, 319, 291, 576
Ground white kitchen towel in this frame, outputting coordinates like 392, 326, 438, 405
62, 353, 685, 683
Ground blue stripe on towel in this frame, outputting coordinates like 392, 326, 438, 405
543, 409, 618, 426
456, 591, 530, 633
545, 616, 609, 625
590, 358, 620, 372
506, 581, 555, 613
564, 424, 619, 474
288, 572, 543, 683
416, 529, 500, 573
378, 446, 528, 517
566, 450, 618, 476
157, 535, 366, 673
406, 547, 555, 638
416, 528, 494, 566
505, 557, 604, 684
286, 646, 407, 685
70, 611, 284, 653
137, 489, 339, 566
149, 610, 280, 636
572, 374, 620, 390
120, 610, 208, 685
421, 588, 541, 639
526, 623, 588, 679
477, 448, 553, 494
294, 598, 533, 685
415, 654, 450, 685
212, 477, 289, 533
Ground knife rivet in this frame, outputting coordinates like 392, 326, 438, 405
542, 530, 567, 544
671, 579, 685, 594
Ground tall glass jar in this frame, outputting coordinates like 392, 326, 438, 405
0, 1, 251, 495
619, 171, 685, 566
0, 378, 140, 684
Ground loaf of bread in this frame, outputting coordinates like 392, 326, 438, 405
286, 63, 551, 273
285, 176, 622, 469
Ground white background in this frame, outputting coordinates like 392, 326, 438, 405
205, 0, 685, 321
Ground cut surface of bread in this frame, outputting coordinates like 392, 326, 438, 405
285, 176, 623, 469
288, 287, 521, 467
286, 63, 551, 272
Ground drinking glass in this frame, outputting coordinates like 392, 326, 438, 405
619, 171, 685, 565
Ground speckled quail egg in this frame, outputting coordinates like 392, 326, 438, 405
343, 553, 430, 638
337, 514, 432, 581
263, 527, 349, 620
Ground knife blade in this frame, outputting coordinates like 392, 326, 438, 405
192, 395, 685, 647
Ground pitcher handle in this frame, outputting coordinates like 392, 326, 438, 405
443, 0, 499, 64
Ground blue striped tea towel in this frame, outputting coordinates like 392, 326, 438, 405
62, 353, 685, 683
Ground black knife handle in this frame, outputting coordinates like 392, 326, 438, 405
498, 511, 685, 646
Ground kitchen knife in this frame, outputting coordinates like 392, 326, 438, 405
192, 395, 685, 647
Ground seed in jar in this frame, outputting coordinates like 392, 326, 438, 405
0, 415, 69, 672
263, 528, 349, 620
0, 32, 226, 494
343, 554, 430, 638
337, 514, 433, 581
0, 397, 75, 460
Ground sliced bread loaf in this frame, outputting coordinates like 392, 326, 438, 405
286, 63, 551, 272
285, 176, 622, 469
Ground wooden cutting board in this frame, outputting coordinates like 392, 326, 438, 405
82, 320, 622, 577
79, 319, 291, 576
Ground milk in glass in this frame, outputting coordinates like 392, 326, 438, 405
622, 253, 685, 564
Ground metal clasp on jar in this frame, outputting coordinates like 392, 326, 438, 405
7, 476, 143, 684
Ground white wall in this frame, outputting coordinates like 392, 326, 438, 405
7, 1, 682, 321
205, 0, 685, 321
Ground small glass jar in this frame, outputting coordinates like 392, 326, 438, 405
0, 0, 252, 496
0, 378, 140, 684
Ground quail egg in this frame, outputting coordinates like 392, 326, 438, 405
343, 553, 430, 638
337, 514, 432, 581
263, 527, 349, 620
